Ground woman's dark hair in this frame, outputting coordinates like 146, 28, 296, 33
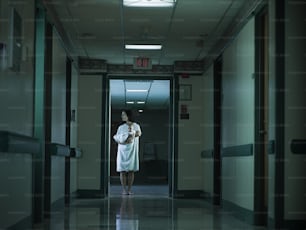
122, 109, 135, 122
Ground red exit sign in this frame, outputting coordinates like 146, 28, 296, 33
133, 57, 152, 70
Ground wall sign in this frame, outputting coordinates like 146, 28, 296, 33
133, 57, 152, 70
180, 104, 189, 120
179, 84, 192, 101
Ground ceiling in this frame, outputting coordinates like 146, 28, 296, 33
45, 0, 259, 108
110, 79, 170, 110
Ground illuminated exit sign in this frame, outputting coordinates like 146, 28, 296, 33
133, 57, 152, 70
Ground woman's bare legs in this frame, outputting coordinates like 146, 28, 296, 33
127, 171, 134, 194
120, 171, 135, 195
120, 172, 128, 194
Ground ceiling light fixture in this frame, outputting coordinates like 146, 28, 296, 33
126, 101, 135, 104
125, 44, 162, 50
137, 101, 145, 104
126, 89, 148, 92
123, 0, 176, 7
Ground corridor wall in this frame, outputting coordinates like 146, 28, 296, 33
70, 64, 79, 195
0, 153, 32, 229
0, 1, 35, 228
50, 29, 67, 205
0, 0, 35, 136
268, 0, 276, 222
268, 1, 306, 227
221, 18, 255, 211
200, 65, 214, 197
77, 75, 103, 193
177, 75, 206, 191
283, 0, 306, 222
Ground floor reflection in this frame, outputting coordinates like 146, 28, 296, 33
32, 195, 268, 230
116, 197, 138, 230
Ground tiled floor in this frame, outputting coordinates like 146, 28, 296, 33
33, 185, 268, 230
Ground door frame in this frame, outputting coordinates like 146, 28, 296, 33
213, 56, 222, 206
254, 6, 269, 226
102, 74, 176, 197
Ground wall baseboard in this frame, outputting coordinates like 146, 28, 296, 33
174, 190, 202, 198
268, 217, 306, 230
77, 189, 105, 198
174, 190, 215, 200
200, 190, 213, 203
285, 220, 306, 230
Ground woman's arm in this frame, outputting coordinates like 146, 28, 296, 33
135, 130, 141, 137
125, 135, 134, 143
113, 126, 129, 144
134, 123, 142, 137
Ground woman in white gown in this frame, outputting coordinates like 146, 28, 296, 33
113, 110, 142, 195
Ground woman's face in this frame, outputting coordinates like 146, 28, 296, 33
121, 111, 128, 122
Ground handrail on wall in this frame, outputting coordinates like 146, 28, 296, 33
0, 131, 40, 154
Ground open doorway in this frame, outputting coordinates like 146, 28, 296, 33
108, 78, 173, 197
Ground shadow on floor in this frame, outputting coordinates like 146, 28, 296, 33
109, 185, 169, 197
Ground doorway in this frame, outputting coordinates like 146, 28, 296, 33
106, 76, 174, 197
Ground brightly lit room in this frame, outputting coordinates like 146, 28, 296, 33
109, 79, 171, 196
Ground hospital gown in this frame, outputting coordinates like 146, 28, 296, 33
113, 123, 141, 172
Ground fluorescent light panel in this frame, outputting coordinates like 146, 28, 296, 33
126, 89, 148, 92
126, 101, 145, 104
125, 44, 162, 50
123, 0, 176, 7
